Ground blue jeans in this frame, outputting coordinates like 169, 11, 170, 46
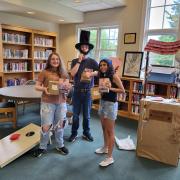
71, 90, 91, 136
39, 102, 67, 150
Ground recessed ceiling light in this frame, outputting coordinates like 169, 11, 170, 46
74, 0, 81, 3
27, 11, 35, 15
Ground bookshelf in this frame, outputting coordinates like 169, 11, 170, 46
0, 24, 57, 86
91, 77, 178, 121
120, 77, 178, 120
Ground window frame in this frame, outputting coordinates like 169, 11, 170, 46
77, 25, 120, 61
141, 0, 180, 67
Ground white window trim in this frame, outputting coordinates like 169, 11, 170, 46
76, 23, 121, 60
140, 0, 180, 66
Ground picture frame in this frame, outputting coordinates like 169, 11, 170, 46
122, 51, 143, 78
124, 33, 136, 44
67, 61, 72, 71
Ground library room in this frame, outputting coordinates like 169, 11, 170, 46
0, 0, 180, 179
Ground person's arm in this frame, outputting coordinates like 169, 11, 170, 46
110, 74, 125, 93
89, 60, 99, 77
35, 81, 50, 95
90, 71, 98, 77
35, 72, 50, 95
70, 54, 85, 77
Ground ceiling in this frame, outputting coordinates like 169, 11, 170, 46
0, 0, 127, 24
51, 0, 126, 12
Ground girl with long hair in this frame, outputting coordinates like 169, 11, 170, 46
95, 58, 125, 167
34, 52, 70, 157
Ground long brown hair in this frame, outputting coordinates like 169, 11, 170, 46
45, 52, 68, 78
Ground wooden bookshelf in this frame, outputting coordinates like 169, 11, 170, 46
0, 24, 57, 86
92, 77, 178, 121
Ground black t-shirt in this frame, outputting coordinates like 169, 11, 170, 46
71, 57, 99, 89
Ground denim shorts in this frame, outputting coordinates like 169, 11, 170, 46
98, 100, 118, 121
40, 102, 67, 126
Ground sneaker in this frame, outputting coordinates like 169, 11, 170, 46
99, 157, 114, 167
56, 146, 69, 155
95, 147, 108, 154
68, 134, 77, 142
82, 133, 94, 142
33, 148, 46, 158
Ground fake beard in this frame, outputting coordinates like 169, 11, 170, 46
79, 49, 90, 55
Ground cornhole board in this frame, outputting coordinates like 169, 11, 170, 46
0, 123, 40, 168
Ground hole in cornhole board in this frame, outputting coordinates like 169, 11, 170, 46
26, 131, 35, 137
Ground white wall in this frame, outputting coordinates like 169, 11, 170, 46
59, 0, 144, 74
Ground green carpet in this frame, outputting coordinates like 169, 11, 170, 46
0, 104, 179, 180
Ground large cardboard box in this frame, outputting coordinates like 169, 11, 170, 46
136, 98, 180, 166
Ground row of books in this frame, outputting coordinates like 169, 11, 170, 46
117, 92, 129, 101
132, 94, 143, 104
34, 63, 46, 71
34, 37, 53, 47
170, 87, 177, 98
133, 82, 143, 93
131, 105, 140, 115
4, 62, 28, 72
146, 84, 156, 95
2, 32, 27, 44
3, 48, 28, 59
34, 50, 52, 59
6, 78, 27, 86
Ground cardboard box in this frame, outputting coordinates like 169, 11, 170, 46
48, 80, 59, 95
136, 98, 180, 166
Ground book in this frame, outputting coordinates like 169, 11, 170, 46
80, 68, 93, 83
59, 78, 70, 94
48, 80, 59, 95
99, 78, 111, 93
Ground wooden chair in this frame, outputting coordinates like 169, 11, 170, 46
0, 102, 16, 129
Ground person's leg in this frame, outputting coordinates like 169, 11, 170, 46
34, 103, 55, 157
99, 101, 118, 166
82, 91, 93, 141
104, 119, 115, 158
95, 116, 108, 154
69, 91, 82, 141
54, 103, 69, 155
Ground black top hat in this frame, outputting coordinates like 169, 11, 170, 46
75, 30, 94, 51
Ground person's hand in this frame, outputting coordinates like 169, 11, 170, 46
84, 71, 91, 79
78, 53, 85, 63
105, 82, 111, 88
44, 87, 50, 95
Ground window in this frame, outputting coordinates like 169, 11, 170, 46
78, 26, 119, 61
143, 0, 180, 66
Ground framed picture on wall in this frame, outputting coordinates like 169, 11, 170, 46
122, 51, 143, 78
124, 33, 136, 44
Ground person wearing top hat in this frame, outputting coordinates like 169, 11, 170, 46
68, 30, 99, 142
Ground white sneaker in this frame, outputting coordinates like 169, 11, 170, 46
95, 147, 108, 154
99, 157, 114, 167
